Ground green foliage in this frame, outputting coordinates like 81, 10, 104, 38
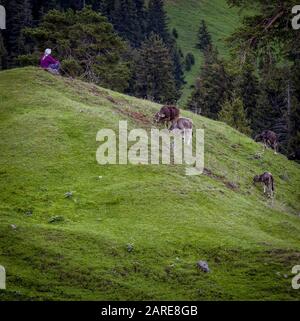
219, 96, 252, 135
108, 0, 147, 48
61, 57, 83, 78
21, 7, 131, 92
147, 0, 170, 42
234, 62, 260, 132
16, 53, 39, 67
188, 47, 231, 119
185, 53, 195, 71
169, 42, 185, 91
165, 0, 248, 105
227, 0, 299, 65
172, 28, 178, 38
196, 20, 212, 52
0, 32, 7, 69
134, 33, 178, 103
1, 0, 33, 67
287, 59, 300, 159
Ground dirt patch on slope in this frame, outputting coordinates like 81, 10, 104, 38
203, 168, 239, 191
117, 108, 152, 125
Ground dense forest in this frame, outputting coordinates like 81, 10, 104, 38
0, 0, 299, 160
0, 0, 185, 101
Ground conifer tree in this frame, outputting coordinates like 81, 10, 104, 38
2, 0, 33, 67
21, 7, 130, 91
235, 62, 260, 131
188, 46, 231, 119
0, 32, 7, 69
169, 42, 185, 91
185, 53, 195, 71
288, 58, 300, 159
134, 33, 178, 103
147, 0, 169, 43
196, 20, 212, 52
112, 0, 142, 47
219, 96, 252, 135
254, 67, 289, 144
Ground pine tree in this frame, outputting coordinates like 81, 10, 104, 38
134, 33, 178, 103
34, 0, 59, 21
287, 58, 300, 160
254, 67, 289, 149
172, 28, 178, 39
235, 62, 260, 132
2, 0, 33, 67
147, 0, 185, 91
21, 7, 130, 91
219, 96, 252, 135
110, 0, 144, 47
196, 20, 211, 52
185, 53, 195, 71
0, 31, 7, 69
169, 42, 185, 91
187, 46, 231, 119
147, 0, 169, 43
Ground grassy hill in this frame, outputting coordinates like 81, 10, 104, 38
0, 67, 300, 300
165, 0, 250, 105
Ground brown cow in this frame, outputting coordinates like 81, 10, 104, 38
253, 172, 275, 197
255, 130, 278, 154
153, 105, 180, 128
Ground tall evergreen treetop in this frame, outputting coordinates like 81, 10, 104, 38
134, 32, 178, 103
219, 96, 252, 135
147, 0, 169, 43
188, 45, 231, 119
196, 20, 212, 52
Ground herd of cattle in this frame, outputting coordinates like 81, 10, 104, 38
153, 105, 278, 198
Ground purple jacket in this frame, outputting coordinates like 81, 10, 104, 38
40, 55, 58, 69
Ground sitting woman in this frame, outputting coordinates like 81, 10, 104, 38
40, 48, 60, 74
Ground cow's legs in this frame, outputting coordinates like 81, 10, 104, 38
263, 185, 266, 194
263, 139, 268, 151
267, 184, 273, 198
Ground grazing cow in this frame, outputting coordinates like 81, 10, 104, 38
169, 117, 193, 145
255, 130, 278, 154
153, 105, 180, 127
253, 172, 275, 197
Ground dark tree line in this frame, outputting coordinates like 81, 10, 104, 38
188, 4, 300, 161
0, 0, 185, 103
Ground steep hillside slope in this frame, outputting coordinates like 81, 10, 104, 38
165, 0, 249, 105
0, 68, 300, 300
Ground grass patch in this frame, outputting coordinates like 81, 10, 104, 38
0, 67, 300, 300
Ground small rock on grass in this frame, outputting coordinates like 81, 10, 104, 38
48, 216, 65, 224
64, 191, 73, 198
126, 243, 134, 252
197, 260, 210, 273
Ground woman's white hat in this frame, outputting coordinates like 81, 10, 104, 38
45, 48, 52, 55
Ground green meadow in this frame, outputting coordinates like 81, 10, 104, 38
0, 67, 300, 300
165, 0, 249, 105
